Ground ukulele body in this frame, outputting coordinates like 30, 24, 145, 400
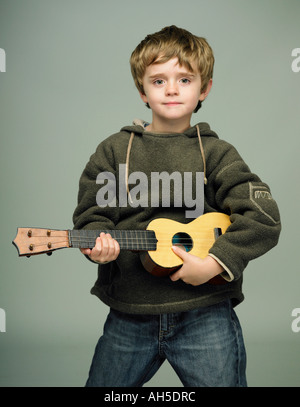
141, 213, 231, 282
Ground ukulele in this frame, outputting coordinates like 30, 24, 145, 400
12, 212, 231, 283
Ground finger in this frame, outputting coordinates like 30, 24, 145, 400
80, 248, 91, 255
169, 268, 182, 282
111, 239, 120, 260
89, 235, 103, 261
108, 234, 121, 260
113, 239, 120, 257
172, 245, 187, 259
94, 233, 117, 262
103, 233, 115, 259
96, 235, 104, 252
99, 233, 110, 257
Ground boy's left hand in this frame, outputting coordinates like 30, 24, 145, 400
170, 246, 224, 286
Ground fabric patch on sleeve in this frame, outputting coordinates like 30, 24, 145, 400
249, 182, 280, 225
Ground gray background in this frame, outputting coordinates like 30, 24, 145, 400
0, 0, 299, 387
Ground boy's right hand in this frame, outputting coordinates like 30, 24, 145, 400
80, 232, 120, 264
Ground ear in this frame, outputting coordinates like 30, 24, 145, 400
199, 79, 213, 102
139, 91, 148, 104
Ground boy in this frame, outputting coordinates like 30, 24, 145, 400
73, 26, 281, 387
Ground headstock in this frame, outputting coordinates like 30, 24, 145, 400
12, 228, 70, 257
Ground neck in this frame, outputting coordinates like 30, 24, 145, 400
70, 229, 157, 251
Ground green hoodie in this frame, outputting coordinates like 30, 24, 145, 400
73, 121, 281, 314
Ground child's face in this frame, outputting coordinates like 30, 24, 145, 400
140, 57, 211, 131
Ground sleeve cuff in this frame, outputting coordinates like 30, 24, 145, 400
208, 253, 234, 282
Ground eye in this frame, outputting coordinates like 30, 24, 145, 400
180, 78, 191, 84
153, 79, 164, 85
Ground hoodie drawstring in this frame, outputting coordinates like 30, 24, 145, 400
125, 124, 207, 204
125, 132, 135, 204
196, 124, 207, 185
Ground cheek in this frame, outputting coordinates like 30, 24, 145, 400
145, 92, 161, 106
191, 88, 202, 103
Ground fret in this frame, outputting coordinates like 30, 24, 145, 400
128, 230, 134, 250
136, 231, 140, 250
125, 230, 130, 249
139, 230, 144, 250
132, 230, 137, 250
137, 230, 143, 251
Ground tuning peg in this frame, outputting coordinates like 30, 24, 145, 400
46, 251, 53, 256
26, 255, 31, 258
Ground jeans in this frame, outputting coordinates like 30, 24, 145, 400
86, 299, 247, 387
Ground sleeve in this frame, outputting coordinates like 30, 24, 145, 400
72, 139, 120, 232
207, 142, 281, 281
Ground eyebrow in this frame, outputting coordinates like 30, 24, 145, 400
148, 71, 196, 79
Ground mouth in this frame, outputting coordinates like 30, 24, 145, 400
163, 102, 182, 106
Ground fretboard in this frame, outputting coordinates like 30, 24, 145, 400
69, 229, 157, 251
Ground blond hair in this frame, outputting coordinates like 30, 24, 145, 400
130, 25, 214, 96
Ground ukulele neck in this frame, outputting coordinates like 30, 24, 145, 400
69, 229, 157, 251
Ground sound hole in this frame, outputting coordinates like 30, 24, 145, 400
172, 232, 193, 252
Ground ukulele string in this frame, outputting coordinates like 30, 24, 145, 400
69, 237, 214, 248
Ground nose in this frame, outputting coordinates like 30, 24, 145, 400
165, 80, 179, 96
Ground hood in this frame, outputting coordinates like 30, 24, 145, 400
120, 120, 219, 139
